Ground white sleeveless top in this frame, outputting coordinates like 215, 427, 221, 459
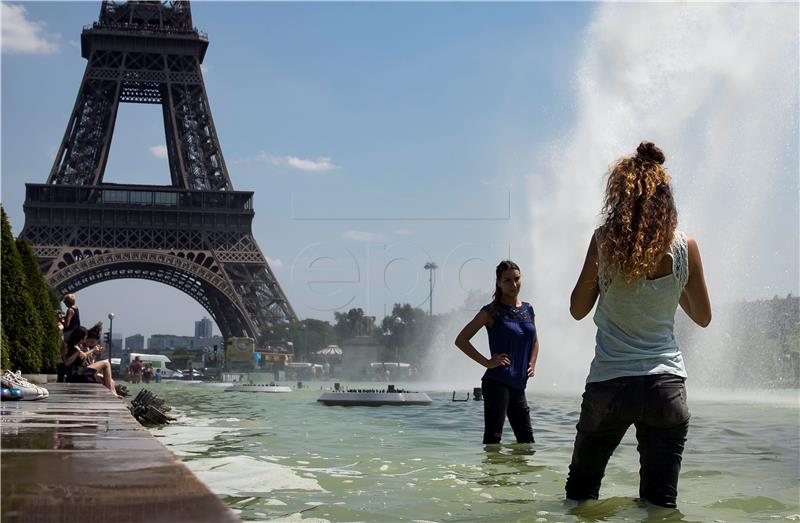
587, 230, 689, 383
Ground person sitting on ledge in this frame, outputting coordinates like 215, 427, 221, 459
62, 326, 121, 398
81, 322, 104, 365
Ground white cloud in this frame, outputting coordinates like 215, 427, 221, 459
257, 152, 337, 173
1, 2, 59, 54
394, 229, 412, 236
149, 145, 168, 159
342, 230, 383, 242
200, 63, 210, 75
266, 256, 283, 269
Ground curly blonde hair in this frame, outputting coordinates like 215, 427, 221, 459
597, 142, 677, 283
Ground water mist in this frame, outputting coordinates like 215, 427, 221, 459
425, 3, 799, 395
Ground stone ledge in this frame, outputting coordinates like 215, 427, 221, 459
1, 383, 239, 523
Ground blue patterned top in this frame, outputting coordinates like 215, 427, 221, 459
480, 301, 536, 390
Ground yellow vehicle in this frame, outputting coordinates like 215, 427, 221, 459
226, 337, 255, 368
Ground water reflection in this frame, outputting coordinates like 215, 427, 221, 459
566, 497, 697, 523
478, 444, 544, 488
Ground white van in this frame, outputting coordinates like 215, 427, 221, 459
128, 353, 184, 379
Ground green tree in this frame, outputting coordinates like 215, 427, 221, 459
380, 303, 429, 364
1, 326, 10, 370
1, 208, 42, 372
259, 319, 335, 361
258, 323, 292, 348
17, 238, 61, 372
48, 285, 62, 312
334, 308, 376, 342
170, 348, 193, 370
290, 319, 334, 361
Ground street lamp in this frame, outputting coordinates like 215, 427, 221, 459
423, 262, 438, 316
300, 323, 308, 360
393, 316, 403, 366
107, 312, 115, 367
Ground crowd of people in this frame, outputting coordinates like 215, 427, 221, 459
35, 140, 713, 508
55, 302, 166, 395
126, 356, 160, 383
57, 294, 122, 398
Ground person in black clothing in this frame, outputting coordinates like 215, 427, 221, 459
455, 260, 540, 444
62, 327, 121, 398
82, 322, 104, 365
61, 293, 81, 339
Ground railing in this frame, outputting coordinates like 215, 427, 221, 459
25, 184, 253, 212
84, 22, 208, 39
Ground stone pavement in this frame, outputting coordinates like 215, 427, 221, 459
1, 383, 239, 523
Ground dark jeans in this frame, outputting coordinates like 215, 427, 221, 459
565, 374, 690, 508
56, 363, 67, 383
63, 364, 97, 384
481, 378, 534, 444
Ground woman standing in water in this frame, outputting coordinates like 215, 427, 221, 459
455, 260, 539, 444
566, 142, 711, 508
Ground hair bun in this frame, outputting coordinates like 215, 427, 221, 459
636, 141, 666, 165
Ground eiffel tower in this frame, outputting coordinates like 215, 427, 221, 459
21, 0, 297, 338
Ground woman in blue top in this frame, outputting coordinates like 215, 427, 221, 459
455, 260, 539, 444
566, 142, 712, 508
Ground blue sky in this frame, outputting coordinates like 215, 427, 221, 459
2, 1, 798, 368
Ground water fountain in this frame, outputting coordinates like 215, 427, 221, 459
425, 3, 799, 395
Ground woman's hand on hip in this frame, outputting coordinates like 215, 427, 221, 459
485, 353, 510, 369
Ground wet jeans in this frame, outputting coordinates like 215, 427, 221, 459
565, 374, 690, 508
481, 378, 535, 444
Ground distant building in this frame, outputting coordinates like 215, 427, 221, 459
192, 335, 224, 351
195, 316, 213, 338
125, 334, 144, 351
148, 334, 194, 351
146, 333, 224, 354
111, 333, 124, 351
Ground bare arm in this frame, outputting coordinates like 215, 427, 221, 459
62, 345, 85, 367
570, 235, 600, 320
454, 311, 510, 369
64, 307, 74, 327
528, 331, 539, 377
679, 236, 712, 327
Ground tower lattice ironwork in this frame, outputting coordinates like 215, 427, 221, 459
21, 0, 298, 338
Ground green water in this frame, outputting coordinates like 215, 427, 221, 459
140, 381, 799, 522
